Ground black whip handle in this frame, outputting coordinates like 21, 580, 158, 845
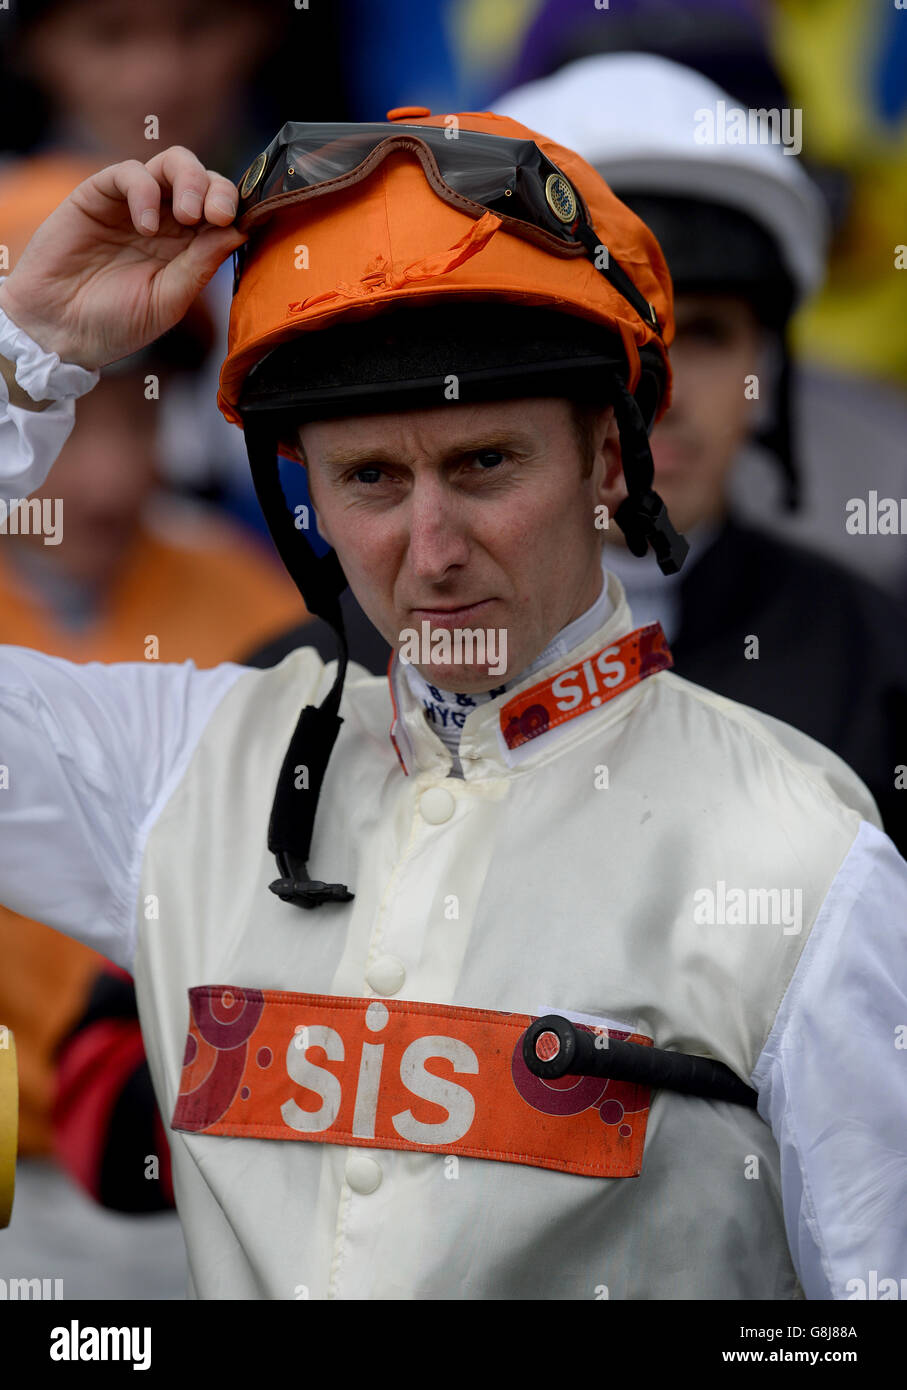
523, 1015, 758, 1109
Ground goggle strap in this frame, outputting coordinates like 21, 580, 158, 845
574, 222, 661, 335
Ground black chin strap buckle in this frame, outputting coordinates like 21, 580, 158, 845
269, 854, 354, 910
615, 489, 690, 575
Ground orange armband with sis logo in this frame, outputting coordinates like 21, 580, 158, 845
172, 990, 653, 1179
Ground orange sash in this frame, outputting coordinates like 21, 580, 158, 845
172, 989, 652, 1179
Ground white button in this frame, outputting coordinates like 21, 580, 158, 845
366, 955, 406, 995
345, 1153, 382, 1195
420, 786, 455, 823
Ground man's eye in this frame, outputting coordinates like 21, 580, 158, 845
678, 317, 732, 346
472, 450, 505, 469
87, 19, 131, 44
351, 467, 384, 485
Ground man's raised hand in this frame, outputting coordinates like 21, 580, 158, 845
0, 147, 247, 370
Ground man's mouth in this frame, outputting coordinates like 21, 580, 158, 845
652, 437, 697, 475
410, 600, 494, 627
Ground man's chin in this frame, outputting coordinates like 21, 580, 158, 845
395, 614, 511, 690
408, 661, 510, 694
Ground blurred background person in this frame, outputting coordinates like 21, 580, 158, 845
496, 51, 907, 858
2, 0, 278, 166
0, 154, 310, 1299
483, 0, 907, 596
0, 0, 351, 542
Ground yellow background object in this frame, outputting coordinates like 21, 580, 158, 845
0, 1028, 18, 1227
772, 0, 907, 384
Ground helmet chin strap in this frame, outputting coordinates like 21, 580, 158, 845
611, 381, 690, 574
245, 420, 354, 910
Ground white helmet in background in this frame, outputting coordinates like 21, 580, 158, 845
494, 51, 828, 307
495, 52, 830, 509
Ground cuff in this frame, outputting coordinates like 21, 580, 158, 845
0, 278, 100, 403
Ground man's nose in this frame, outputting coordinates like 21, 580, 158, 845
405, 477, 471, 581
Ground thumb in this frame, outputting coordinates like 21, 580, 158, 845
165, 223, 248, 302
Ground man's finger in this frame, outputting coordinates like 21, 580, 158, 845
203, 171, 239, 225
73, 160, 163, 237
143, 146, 216, 226
165, 222, 248, 301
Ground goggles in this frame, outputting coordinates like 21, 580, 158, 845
233, 121, 661, 335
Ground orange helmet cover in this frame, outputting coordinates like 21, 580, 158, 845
218, 110, 674, 435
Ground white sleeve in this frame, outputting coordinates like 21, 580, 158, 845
0, 298, 247, 971
751, 819, 907, 1299
0, 647, 246, 973
0, 286, 100, 499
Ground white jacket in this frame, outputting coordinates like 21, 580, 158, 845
1, 308, 906, 1300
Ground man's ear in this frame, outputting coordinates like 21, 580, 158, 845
595, 406, 628, 511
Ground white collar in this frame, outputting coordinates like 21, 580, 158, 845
388, 563, 664, 779
400, 555, 614, 774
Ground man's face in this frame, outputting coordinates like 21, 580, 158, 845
639, 294, 764, 536
22, 0, 270, 162
299, 397, 624, 693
